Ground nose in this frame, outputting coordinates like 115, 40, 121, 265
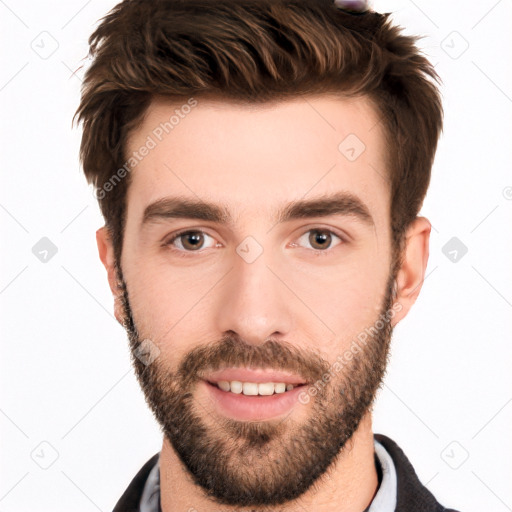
214, 247, 294, 346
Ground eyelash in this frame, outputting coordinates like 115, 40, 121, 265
163, 228, 347, 257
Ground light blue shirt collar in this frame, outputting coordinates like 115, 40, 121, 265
369, 439, 397, 512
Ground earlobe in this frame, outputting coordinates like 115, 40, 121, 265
96, 227, 125, 326
390, 217, 431, 326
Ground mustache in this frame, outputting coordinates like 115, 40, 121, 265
172, 333, 332, 387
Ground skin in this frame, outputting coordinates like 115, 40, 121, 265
97, 94, 430, 512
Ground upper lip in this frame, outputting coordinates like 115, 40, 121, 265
203, 367, 307, 385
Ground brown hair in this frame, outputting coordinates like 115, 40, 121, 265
75, 0, 443, 267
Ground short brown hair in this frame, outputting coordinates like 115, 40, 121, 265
75, 0, 443, 266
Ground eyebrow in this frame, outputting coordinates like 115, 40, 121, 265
141, 192, 375, 229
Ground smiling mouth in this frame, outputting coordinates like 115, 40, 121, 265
207, 380, 306, 396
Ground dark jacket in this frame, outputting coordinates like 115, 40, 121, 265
113, 433, 460, 511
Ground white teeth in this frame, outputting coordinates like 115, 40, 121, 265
274, 383, 286, 394
230, 381, 243, 394
214, 381, 298, 395
258, 382, 275, 396
242, 382, 259, 395
217, 380, 230, 392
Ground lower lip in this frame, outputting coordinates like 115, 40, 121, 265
202, 380, 306, 421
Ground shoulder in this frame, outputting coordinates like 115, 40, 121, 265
112, 452, 160, 512
374, 433, 462, 512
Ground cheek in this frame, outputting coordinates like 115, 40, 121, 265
122, 255, 228, 343
285, 250, 390, 353
295, 271, 386, 343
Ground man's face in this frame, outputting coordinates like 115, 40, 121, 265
114, 95, 399, 506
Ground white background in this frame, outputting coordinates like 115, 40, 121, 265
1, 0, 511, 510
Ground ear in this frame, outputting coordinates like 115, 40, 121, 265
96, 226, 125, 326
390, 216, 431, 327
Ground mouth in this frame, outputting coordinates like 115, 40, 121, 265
200, 368, 309, 420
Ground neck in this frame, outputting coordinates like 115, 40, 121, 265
159, 412, 378, 512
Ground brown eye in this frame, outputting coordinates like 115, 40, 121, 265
295, 228, 343, 252
180, 232, 205, 250
167, 230, 217, 252
308, 230, 333, 250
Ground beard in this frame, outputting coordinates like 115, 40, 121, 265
117, 263, 396, 508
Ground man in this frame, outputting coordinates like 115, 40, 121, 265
75, 0, 460, 510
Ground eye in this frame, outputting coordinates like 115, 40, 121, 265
165, 230, 219, 252
293, 228, 344, 252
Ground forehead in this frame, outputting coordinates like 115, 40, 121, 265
125, 94, 390, 231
